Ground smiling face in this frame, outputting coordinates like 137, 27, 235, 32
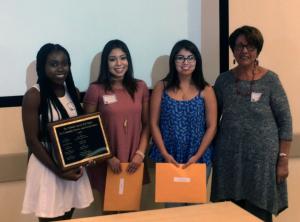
233, 34, 258, 67
175, 49, 196, 76
108, 48, 128, 80
45, 50, 69, 86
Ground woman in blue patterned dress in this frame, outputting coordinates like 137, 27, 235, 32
149, 40, 217, 186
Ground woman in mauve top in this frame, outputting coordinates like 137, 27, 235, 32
83, 40, 150, 195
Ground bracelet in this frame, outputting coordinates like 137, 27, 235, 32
135, 150, 145, 159
279, 152, 288, 158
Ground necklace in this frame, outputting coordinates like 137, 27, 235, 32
234, 68, 256, 97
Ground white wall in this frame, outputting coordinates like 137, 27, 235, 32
0, 0, 207, 97
0, 1, 221, 221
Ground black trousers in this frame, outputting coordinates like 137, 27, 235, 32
233, 200, 273, 222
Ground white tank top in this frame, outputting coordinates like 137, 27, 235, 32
32, 84, 78, 120
32, 84, 78, 159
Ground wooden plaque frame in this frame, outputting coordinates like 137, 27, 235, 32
48, 112, 111, 170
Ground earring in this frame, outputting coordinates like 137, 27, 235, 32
233, 59, 236, 64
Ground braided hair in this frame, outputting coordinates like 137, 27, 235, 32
36, 43, 83, 141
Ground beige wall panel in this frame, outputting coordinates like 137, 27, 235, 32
201, 0, 220, 84
0, 107, 27, 154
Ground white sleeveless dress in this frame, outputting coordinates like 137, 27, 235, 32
22, 85, 93, 218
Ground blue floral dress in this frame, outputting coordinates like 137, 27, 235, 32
149, 90, 213, 165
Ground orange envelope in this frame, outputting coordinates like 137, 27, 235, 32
103, 163, 144, 211
155, 163, 207, 203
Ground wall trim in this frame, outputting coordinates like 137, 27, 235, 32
219, 0, 229, 73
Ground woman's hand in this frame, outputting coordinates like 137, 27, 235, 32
107, 157, 121, 174
276, 157, 289, 184
163, 153, 179, 167
127, 154, 143, 174
182, 155, 199, 169
59, 167, 83, 181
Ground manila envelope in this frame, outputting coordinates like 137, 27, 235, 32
155, 163, 207, 203
103, 163, 144, 211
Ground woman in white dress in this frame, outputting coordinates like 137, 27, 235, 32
21, 43, 93, 221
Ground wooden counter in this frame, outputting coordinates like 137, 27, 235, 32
66, 202, 262, 222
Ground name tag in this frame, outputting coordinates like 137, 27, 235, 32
118, 178, 125, 195
103, 94, 117, 104
251, 92, 262, 102
173, 177, 191, 183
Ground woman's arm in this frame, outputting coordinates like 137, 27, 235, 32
277, 140, 291, 184
83, 85, 121, 174
213, 74, 224, 123
150, 81, 179, 166
83, 84, 100, 114
183, 85, 217, 168
83, 103, 98, 114
22, 89, 82, 180
269, 74, 293, 184
127, 92, 150, 173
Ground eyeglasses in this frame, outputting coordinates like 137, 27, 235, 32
234, 44, 256, 52
175, 55, 195, 63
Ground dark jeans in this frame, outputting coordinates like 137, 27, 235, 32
233, 200, 273, 222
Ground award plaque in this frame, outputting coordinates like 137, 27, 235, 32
48, 112, 111, 171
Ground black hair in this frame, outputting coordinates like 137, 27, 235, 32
229, 25, 264, 55
96, 39, 137, 99
36, 43, 83, 141
164, 39, 208, 90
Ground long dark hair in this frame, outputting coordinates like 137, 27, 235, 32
96, 39, 137, 99
36, 43, 83, 140
164, 39, 208, 90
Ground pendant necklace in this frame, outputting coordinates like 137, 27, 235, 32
235, 68, 256, 97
